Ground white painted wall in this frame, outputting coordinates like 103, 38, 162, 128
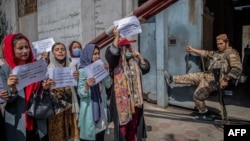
37, 0, 82, 46
35, 0, 137, 49
2, 0, 18, 34
19, 13, 38, 43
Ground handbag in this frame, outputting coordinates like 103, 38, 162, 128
26, 83, 55, 119
51, 87, 72, 115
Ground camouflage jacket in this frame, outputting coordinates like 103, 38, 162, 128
200, 47, 242, 79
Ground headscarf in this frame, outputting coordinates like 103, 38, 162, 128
48, 42, 71, 68
47, 42, 80, 117
69, 41, 82, 58
79, 44, 97, 69
3, 33, 38, 131
79, 44, 104, 123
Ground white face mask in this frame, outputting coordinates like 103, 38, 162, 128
72, 48, 81, 57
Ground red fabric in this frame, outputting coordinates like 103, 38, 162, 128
120, 107, 140, 141
118, 38, 136, 46
3, 33, 38, 131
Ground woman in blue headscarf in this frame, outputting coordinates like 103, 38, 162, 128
77, 44, 112, 141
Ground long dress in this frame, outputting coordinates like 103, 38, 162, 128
105, 45, 150, 141
48, 86, 79, 141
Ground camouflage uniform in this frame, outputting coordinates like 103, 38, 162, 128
173, 47, 242, 113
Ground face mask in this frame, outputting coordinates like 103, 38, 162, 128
125, 52, 132, 59
72, 48, 81, 57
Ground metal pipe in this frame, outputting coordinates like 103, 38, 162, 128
133, 0, 163, 16
89, 0, 178, 48
140, 0, 177, 21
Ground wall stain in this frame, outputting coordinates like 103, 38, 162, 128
188, 0, 197, 25
0, 0, 9, 43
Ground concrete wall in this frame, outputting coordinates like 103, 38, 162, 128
37, 0, 83, 46
0, 0, 18, 39
35, 0, 137, 60
19, 13, 38, 43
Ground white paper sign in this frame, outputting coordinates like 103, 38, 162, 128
32, 38, 55, 55
114, 16, 142, 37
0, 77, 5, 103
71, 58, 80, 68
47, 67, 77, 89
12, 59, 48, 90
82, 60, 109, 85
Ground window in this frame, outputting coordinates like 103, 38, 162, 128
18, 0, 37, 17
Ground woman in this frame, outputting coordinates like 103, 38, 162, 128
105, 28, 150, 141
69, 41, 82, 68
0, 56, 7, 141
1, 33, 51, 141
77, 44, 112, 141
47, 42, 80, 141
0, 72, 7, 141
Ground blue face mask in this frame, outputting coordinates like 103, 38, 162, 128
125, 52, 132, 59
72, 48, 81, 57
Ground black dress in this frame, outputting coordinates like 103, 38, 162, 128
0, 108, 6, 141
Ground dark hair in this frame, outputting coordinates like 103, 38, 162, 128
52, 42, 66, 51
216, 34, 229, 43
12, 33, 33, 62
69, 41, 82, 57
12, 34, 29, 47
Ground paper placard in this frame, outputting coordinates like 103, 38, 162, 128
32, 38, 55, 55
82, 60, 109, 85
12, 59, 48, 90
47, 67, 77, 89
114, 16, 142, 37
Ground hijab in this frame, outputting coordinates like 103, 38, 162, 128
48, 42, 71, 68
3, 33, 38, 131
69, 41, 82, 58
47, 42, 80, 117
79, 44, 104, 123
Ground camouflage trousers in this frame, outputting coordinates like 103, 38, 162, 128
173, 72, 217, 113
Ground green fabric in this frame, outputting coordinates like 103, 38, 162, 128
77, 69, 112, 140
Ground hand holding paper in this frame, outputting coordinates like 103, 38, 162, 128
114, 16, 142, 37
82, 60, 109, 85
7, 74, 18, 93
0, 77, 8, 102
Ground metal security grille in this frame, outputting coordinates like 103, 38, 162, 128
18, 0, 37, 17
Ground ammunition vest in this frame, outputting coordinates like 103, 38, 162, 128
208, 53, 229, 74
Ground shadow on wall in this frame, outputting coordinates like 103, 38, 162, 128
0, 0, 9, 43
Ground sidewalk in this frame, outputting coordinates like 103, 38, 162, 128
143, 102, 224, 141
105, 101, 225, 141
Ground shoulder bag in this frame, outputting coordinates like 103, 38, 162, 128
26, 83, 55, 119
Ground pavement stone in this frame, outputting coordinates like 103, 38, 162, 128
105, 101, 225, 141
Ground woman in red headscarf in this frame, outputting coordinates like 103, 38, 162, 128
2, 33, 52, 141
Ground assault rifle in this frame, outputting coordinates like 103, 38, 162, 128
212, 68, 228, 122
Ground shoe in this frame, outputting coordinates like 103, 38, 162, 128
146, 125, 152, 132
193, 111, 215, 121
163, 70, 172, 86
